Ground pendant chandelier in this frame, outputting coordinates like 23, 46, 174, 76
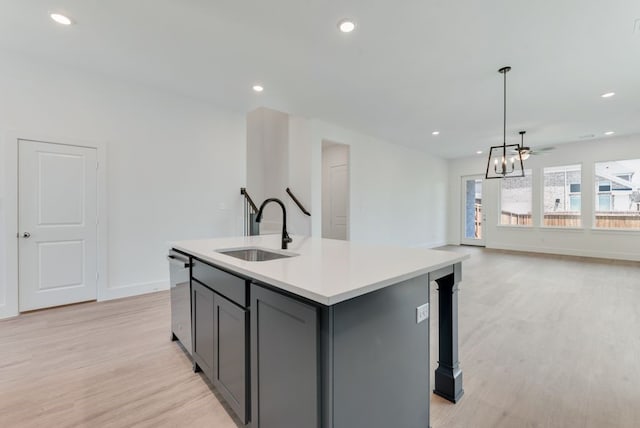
485, 66, 525, 179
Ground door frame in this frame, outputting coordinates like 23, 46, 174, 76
460, 174, 486, 246
1, 131, 108, 318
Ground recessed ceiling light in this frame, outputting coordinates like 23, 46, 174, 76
50, 13, 73, 25
476, 150, 483, 155
601, 92, 615, 98
338, 19, 356, 33
252, 85, 264, 93
431, 131, 440, 136
604, 131, 615, 135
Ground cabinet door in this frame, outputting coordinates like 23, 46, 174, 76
213, 293, 249, 424
251, 284, 319, 428
192, 281, 215, 381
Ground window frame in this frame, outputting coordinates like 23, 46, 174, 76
499, 168, 534, 228
541, 163, 583, 229
593, 158, 640, 231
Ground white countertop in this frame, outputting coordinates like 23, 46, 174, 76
172, 235, 469, 305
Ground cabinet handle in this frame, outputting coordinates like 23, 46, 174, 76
167, 255, 191, 268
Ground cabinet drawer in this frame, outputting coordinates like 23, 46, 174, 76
192, 259, 247, 307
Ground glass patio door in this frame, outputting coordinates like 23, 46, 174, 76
461, 175, 485, 246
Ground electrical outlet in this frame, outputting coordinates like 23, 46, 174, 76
416, 303, 429, 324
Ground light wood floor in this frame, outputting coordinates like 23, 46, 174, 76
1, 246, 639, 427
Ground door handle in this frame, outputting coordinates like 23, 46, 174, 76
22, 232, 31, 238
167, 255, 191, 268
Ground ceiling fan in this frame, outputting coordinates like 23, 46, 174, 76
509, 131, 555, 160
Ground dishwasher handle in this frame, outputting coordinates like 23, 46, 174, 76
167, 254, 191, 269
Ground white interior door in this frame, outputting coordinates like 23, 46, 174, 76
18, 139, 98, 311
322, 142, 350, 240
329, 164, 348, 240
460, 175, 485, 246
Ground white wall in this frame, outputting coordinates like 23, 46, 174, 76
287, 116, 313, 236
0, 138, 7, 313
246, 107, 313, 236
246, 108, 290, 234
247, 110, 448, 247
307, 120, 448, 247
0, 53, 246, 318
447, 134, 640, 261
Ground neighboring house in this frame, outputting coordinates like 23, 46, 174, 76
595, 160, 640, 212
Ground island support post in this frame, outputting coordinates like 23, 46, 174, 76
430, 262, 464, 403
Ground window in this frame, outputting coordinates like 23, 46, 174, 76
612, 174, 632, 191
598, 194, 611, 211
543, 164, 581, 227
500, 169, 532, 226
594, 159, 640, 229
463, 178, 483, 240
569, 195, 581, 211
598, 181, 611, 192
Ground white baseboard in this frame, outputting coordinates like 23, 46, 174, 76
0, 304, 19, 320
488, 243, 640, 262
99, 279, 170, 301
0, 280, 170, 320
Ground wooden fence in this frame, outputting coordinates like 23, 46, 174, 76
544, 213, 581, 227
500, 211, 640, 229
500, 211, 532, 225
595, 212, 640, 229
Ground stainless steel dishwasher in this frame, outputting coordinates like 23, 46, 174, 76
168, 249, 192, 356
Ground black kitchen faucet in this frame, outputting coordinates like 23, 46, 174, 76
255, 198, 292, 250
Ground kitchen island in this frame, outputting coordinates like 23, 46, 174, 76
172, 235, 468, 428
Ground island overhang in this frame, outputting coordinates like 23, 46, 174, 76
172, 234, 469, 305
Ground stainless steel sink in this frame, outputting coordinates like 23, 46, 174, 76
216, 247, 297, 262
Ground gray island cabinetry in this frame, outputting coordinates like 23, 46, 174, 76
251, 275, 433, 428
250, 283, 319, 427
174, 235, 468, 428
191, 259, 249, 424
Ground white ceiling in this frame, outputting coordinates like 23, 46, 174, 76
1, 0, 639, 158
